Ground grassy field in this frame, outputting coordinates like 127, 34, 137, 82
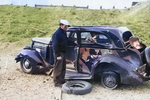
0, 1, 150, 45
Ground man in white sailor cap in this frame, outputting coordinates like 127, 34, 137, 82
51, 19, 74, 87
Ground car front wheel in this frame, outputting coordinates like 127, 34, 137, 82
101, 71, 119, 89
20, 58, 33, 74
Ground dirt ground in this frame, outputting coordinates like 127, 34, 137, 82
0, 42, 150, 100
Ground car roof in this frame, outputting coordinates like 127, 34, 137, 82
67, 25, 130, 39
67, 26, 132, 48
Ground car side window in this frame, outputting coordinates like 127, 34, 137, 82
81, 32, 110, 44
33, 42, 47, 49
81, 32, 92, 43
66, 32, 71, 38
73, 32, 77, 39
69, 32, 77, 41
66, 31, 77, 39
96, 34, 110, 44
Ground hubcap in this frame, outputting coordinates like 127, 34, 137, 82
24, 61, 29, 68
23, 59, 31, 69
104, 75, 116, 88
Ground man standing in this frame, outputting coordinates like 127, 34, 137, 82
51, 19, 69, 87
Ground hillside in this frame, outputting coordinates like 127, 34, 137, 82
122, 1, 150, 45
0, 1, 150, 45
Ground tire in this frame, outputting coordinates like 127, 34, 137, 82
20, 58, 33, 74
62, 80, 92, 95
101, 72, 119, 89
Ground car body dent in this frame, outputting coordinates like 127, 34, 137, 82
15, 49, 49, 73
91, 53, 143, 85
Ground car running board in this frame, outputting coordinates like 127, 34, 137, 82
65, 69, 92, 79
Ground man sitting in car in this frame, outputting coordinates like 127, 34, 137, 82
86, 49, 101, 71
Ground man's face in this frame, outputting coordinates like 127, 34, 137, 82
61, 24, 68, 31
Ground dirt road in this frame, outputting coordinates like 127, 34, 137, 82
0, 42, 150, 100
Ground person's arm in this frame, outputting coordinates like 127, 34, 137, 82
67, 38, 77, 45
53, 33, 61, 59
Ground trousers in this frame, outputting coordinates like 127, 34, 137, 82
53, 52, 66, 86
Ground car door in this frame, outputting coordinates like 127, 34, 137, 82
78, 31, 114, 73
65, 31, 79, 70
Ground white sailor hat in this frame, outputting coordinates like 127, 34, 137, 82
60, 19, 69, 25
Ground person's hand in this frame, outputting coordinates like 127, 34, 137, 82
92, 36, 97, 39
57, 56, 62, 60
90, 36, 97, 43
74, 41, 77, 44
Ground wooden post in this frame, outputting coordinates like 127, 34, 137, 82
87, 5, 89, 9
100, 6, 102, 9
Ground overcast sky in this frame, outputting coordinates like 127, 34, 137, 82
0, 0, 148, 9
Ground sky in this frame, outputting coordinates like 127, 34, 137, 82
0, 0, 148, 9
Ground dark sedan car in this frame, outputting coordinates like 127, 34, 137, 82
15, 26, 150, 89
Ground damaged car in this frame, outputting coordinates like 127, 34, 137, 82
15, 26, 150, 89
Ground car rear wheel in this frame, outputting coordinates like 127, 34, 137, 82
101, 71, 119, 89
20, 58, 33, 74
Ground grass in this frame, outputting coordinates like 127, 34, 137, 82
0, 2, 150, 46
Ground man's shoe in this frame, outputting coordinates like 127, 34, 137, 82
55, 83, 62, 88
55, 84, 62, 88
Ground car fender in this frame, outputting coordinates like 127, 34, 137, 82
15, 49, 44, 65
91, 54, 143, 85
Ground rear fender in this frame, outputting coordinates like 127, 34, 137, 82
92, 54, 143, 85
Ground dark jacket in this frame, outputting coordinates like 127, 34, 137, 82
51, 27, 67, 57
86, 55, 98, 71
51, 27, 75, 57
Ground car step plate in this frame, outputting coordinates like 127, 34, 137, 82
65, 69, 92, 79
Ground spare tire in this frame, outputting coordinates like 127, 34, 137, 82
145, 47, 150, 69
62, 80, 92, 95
